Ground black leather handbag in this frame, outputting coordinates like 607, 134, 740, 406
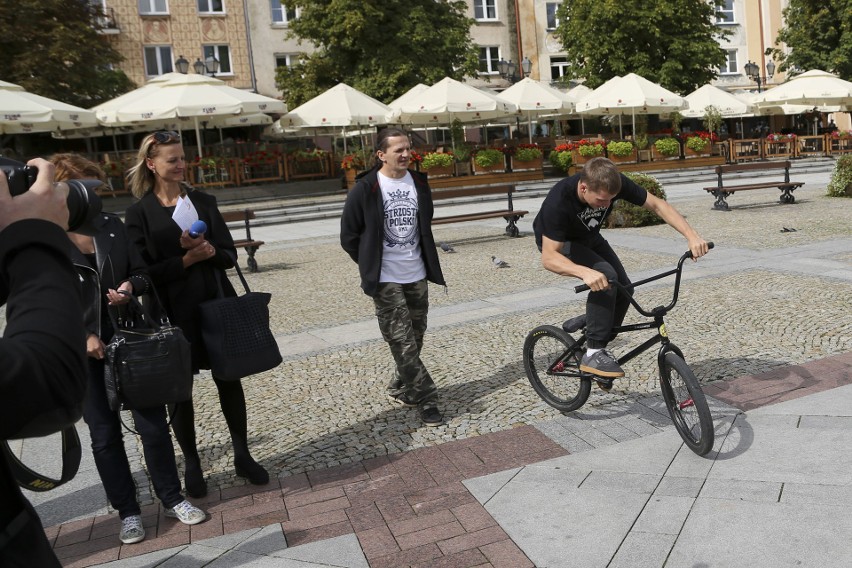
104, 294, 193, 411
200, 258, 282, 381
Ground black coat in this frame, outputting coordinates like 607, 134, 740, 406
69, 213, 151, 340
340, 167, 446, 296
125, 189, 237, 371
0, 220, 87, 567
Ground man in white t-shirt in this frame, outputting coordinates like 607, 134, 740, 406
341, 128, 447, 427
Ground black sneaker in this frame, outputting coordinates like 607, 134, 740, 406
419, 406, 443, 427
579, 349, 625, 378
387, 392, 418, 407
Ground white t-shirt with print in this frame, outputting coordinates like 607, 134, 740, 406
378, 171, 426, 284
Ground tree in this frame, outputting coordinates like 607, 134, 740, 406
770, 0, 852, 80
275, 0, 480, 106
553, 0, 729, 94
0, 0, 134, 107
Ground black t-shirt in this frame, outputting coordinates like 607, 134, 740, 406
533, 173, 648, 248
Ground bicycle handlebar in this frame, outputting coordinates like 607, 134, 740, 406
573, 242, 714, 294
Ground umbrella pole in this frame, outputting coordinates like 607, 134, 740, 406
194, 117, 203, 158
528, 113, 533, 143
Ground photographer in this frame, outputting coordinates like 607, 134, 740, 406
0, 159, 87, 567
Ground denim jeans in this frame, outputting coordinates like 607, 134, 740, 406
83, 358, 183, 518
561, 235, 632, 348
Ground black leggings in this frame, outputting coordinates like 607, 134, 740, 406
561, 235, 632, 348
169, 377, 250, 468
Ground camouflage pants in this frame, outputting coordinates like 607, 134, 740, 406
373, 279, 438, 407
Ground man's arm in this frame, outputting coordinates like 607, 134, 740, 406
541, 236, 610, 292
642, 193, 709, 259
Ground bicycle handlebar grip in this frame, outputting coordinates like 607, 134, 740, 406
686, 241, 715, 259
574, 283, 590, 293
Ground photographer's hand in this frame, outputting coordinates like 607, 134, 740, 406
86, 333, 106, 360
0, 158, 70, 232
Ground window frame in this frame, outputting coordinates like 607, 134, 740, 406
270, 0, 298, 25
473, 0, 498, 21
716, 0, 735, 24
143, 45, 174, 77
138, 0, 168, 16
478, 46, 500, 75
202, 44, 233, 76
545, 2, 560, 31
275, 53, 297, 68
550, 56, 569, 81
719, 49, 738, 75
197, 0, 225, 14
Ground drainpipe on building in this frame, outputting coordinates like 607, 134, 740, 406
242, 0, 258, 92
514, 0, 524, 72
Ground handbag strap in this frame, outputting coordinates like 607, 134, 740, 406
107, 287, 172, 334
214, 250, 250, 297
0, 427, 82, 492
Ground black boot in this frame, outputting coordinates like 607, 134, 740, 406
170, 401, 207, 497
214, 378, 269, 486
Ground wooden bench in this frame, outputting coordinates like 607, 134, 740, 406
703, 160, 804, 211
432, 185, 528, 237
221, 209, 264, 272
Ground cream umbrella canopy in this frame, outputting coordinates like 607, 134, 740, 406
575, 73, 687, 137
392, 77, 518, 126
0, 80, 97, 134
753, 69, 852, 109
682, 84, 751, 118
91, 72, 286, 156
498, 77, 575, 142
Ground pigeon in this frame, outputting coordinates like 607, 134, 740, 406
439, 242, 455, 253
780, 227, 797, 233
491, 255, 510, 268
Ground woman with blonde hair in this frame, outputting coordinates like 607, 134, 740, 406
51, 153, 206, 544
124, 132, 268, 497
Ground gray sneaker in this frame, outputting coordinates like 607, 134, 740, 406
580, 349, 625, 378
165, 500, 206, 525
119, 514, 145, 544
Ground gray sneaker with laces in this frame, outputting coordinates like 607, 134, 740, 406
119, 514, 145, 544
580, 349, 625, 378
165, 500, 207, 525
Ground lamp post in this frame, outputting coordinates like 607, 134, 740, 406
744, 59, 775, 93
174, 55, 189, 74
498, 56, 532, 84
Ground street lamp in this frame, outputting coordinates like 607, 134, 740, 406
174, 55, 189, 74
204, 55, 220, 76
498, 56, 532, 84
744, 59, 775, 93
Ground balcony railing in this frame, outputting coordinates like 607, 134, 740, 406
95, 7, 120, 33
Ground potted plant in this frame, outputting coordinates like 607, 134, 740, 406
606, 141, 635, 162
472, 148, 505, 173
453, 145, 472, 176
654, 137, 681, 160
513, 143, 543, 170
684, 131, 715, 157
340, 152, 366, 188
420, 151, 455, 177
572, 138, 606, 164
549, 143, 574, 173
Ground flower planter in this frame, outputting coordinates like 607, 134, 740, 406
344, 168, 358, 189
473, 162, 506, 175
685, 147, 711, 159
607, 152, 636, 164
651, 147, 680, 161
572, 151, 604, 165
422, 165, 454, 178
512, 158, 543, 172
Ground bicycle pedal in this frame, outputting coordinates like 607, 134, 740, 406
596, 378, 614, 392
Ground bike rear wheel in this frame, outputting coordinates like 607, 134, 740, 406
523, 325, 591, 412
659, 352, 714, 456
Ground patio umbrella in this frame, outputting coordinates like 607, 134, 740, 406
682, 84, 751, 118
0, 80, 98, 134
277, 83, 392, 152
92, 72, 286, 156
498, 77, 575, 142
754, 69, 852, 109
575, 73, 687, 138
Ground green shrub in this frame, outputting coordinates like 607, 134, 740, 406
473, 148, 504, 167
605, 172, 667, 228
606, 141, 634, 157
654, 137, 680, 156
549, 149, 573, 173
421, 152, 454, 169
514, 145, 543, 161
827, 154, 852, 197
686, 136, 709, 152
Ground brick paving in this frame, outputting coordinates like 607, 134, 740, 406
51, 351, 852, 567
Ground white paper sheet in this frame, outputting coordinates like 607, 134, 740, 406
171, 195, 199, 232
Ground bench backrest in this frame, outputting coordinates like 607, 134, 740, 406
715, 160, 791, 184
221, 209, 257, 240
432, 185, 514, 200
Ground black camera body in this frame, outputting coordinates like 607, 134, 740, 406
0, 157, 103, 235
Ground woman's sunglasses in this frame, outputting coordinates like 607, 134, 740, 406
152, 130, 181, 144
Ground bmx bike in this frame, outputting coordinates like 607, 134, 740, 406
523, 244, 715, 456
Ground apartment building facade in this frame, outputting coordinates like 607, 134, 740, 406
95, 0, 790, 100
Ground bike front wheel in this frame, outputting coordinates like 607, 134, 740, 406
523, 325, 591, 412
659, 352, 714, 456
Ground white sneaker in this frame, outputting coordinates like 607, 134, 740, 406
164, 500, 206, 525
119, 514, 145, 544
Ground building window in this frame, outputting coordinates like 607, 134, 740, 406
474, 0, 497, 21
138, 0, 168, 15
203, 45, 232, 75
716, 0, 735, 24
144, 45, 173, 76
270, 0, 297, 24
275, 54, 296, 68
550, 56, 569, 80
719, 49, 738, 74
546, 3, 560, 30
197, 0, 224, 14
479, 47, 500, 74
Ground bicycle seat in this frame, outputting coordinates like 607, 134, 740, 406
562, 315, 586, 333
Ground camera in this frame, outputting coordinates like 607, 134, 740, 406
0, 157, 103, 235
